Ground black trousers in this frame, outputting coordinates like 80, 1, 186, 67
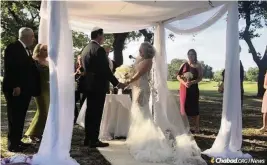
85, 90, 106, 143
74, 91, 86, 123
4, 92, 31, 148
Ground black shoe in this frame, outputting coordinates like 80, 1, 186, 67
84, 139, 89, 146
8, 146, 25, 152
20, 142, 33, 147
89, 141, 109, 148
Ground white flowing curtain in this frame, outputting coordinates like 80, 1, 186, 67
32, 1, 78, 165
165, 4, 228, 35
33, 1, 249, 165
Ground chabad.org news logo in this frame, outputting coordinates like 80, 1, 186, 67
211, 157, 265, 164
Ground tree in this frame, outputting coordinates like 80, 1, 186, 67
72, 31, 91, 59
1, 1, 90, 62
238, 1, 267, 97
0, 1, 144, 69
1, 1, 40, 50
213, 70, 223, 82
168, 59, 185, 80
199, 61, 214, 79
246, 67, 259, 82
167, 58, 213, 81
112, 30, 152, 66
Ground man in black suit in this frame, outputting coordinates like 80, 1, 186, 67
81, 27, 125, 148
103, 45, 119, 94
2, 27, 36, 152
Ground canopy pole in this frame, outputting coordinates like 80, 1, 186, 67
202, 2, 251, 159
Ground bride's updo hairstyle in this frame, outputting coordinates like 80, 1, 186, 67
140, 42, 156, 59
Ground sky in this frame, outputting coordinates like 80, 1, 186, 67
108, 15, 266, 71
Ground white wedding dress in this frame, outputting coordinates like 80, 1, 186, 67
126, 56, 207, 165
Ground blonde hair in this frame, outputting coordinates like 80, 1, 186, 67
140, 42, 156, 59
33, 44, 42, 59
33, 44, 47, 59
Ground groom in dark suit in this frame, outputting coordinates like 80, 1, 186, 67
2, 27, 39, 152
81, 27, 125, 148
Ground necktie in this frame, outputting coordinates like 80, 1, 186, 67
26, 47, 32, 56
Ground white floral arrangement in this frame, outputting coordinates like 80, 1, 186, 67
114, 65, 135, 83
183, 72, 193, 81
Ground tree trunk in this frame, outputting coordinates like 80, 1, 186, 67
112, 33, 129, 66
242, 3, 265, 97
258, 67, 266, 97
257, 48, 267, 97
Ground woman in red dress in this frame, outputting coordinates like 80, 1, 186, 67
177, 49, 203, 133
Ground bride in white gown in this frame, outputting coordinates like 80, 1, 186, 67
125, 42, 206, 165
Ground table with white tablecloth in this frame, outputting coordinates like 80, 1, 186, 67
76, 94, 132, 141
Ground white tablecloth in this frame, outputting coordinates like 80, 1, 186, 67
76, 94, 132, 141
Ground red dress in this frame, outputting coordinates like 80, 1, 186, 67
177, 63, 200, 116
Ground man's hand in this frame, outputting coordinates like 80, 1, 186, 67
13, 87, 21, 96
80, 72, 85, 76
117, 83, 127, 89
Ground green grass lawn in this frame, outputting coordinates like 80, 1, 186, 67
168, 81, 257, 94
1, 81, 266, 164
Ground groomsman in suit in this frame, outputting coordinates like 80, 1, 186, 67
2, 27, 37, 152
81, 27, 125, 148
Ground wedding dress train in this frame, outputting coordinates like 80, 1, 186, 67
126, 56, 206, 165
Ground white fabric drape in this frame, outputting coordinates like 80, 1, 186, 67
164, 4, 228, 35
40, 1, 225, 34
152, 23, 191, 137
76, 95, 132, 140
32, 1, 78, 165
202, 2, 251, 159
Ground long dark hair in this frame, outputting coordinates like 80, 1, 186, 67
187, 49, 198, 64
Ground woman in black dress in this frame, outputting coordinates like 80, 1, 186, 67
74, 55, 86, 123
177, 49, 203, 133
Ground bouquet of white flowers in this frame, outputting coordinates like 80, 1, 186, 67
114, 65, 135, 83
183, 72, 193, 82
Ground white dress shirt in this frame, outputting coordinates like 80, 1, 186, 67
108, 58, 113, 71
18, 39, 30, 56
91, 40, 99, 45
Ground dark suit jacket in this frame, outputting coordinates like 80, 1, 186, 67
222, 60, 244, 93
112, 60, 118, 73
81, 41, 119, 93
2, 41, 40, 96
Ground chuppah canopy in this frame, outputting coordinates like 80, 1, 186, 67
39, 1, 226, 34
32, 1, 249, 165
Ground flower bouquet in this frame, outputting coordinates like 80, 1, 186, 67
114, 65, 135, 84
182, 72, 193, 82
